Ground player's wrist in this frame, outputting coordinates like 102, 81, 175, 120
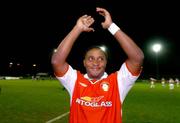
108, 23, 120, 35
74, 24, 84, 33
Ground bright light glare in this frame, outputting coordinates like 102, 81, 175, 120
54, 49, 57, 53
9, 62, 13, 65
33, 64, 37, 67
99, 46, 107, 52
152, 44, 162, 53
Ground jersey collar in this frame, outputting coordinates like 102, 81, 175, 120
84, 72, 108, 84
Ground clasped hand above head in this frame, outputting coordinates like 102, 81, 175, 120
76, 7, 113, 32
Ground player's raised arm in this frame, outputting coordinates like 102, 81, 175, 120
96, 7, 144, 75
51, 15, 95, 76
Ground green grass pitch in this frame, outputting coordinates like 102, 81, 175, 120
0, 79, 180, 123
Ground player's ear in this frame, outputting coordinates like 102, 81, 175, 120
83, 59, 86, 67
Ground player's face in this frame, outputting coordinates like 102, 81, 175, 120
84, 48, 107, 79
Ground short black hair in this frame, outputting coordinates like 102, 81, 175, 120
84, 45, 109, 60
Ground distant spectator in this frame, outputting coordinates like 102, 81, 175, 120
168, 78, 174, 90
150, 77, 156, 88
161, 77, 166, 87
175, 78, 179, 87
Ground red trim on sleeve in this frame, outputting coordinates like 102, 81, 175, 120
125, 62, 142, 76
54, 65, 69, 77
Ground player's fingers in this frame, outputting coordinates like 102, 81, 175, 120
83, 17, 94, 27
87, 28, 95, 32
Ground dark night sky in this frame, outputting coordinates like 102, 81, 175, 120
1, 0, 180, 79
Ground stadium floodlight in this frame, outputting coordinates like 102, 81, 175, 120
33, 64, 37, 67
152, 43, 162, 80
9, 62, 13, 65
9, 62, 13, 68
99, 45, 107, 52
99, 45, 109, 59
53, 49, 57, 53
152, 44, 162, 53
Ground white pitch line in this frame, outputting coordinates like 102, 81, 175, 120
46, 111, 70, 123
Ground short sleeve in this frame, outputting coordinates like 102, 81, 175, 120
117, 62, 140, 103
56, 65, 77, 99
